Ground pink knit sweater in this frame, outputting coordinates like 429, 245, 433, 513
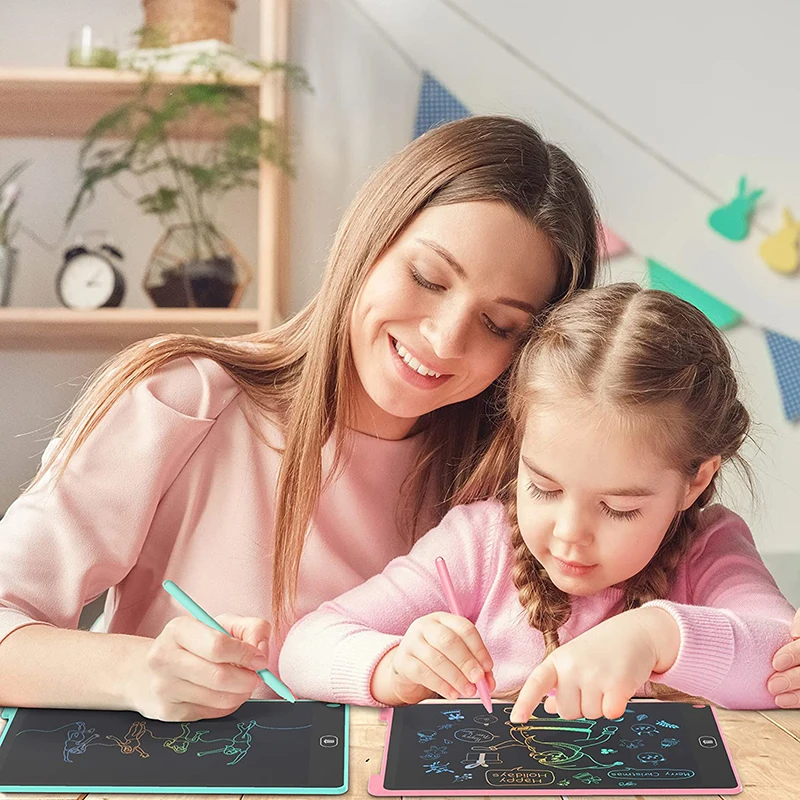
0, 356, 434, 697
279, 500, 795, 709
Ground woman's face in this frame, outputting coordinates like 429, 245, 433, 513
349, 201, 560, 439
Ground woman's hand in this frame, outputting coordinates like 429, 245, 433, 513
510, 607, 680, 723
125, 614, 272, 721
370, 612, 495, 706
768, 609, 800, 708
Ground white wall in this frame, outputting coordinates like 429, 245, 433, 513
1, 2, 798, 596
287, 0, 419, 312
340, 1, 800, 565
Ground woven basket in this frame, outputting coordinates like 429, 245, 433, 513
143, 0, 238, 46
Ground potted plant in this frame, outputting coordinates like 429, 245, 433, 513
0, 160, 29, 307
67, 53, 308, 308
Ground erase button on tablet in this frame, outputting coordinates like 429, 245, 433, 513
699, 736, 718, 748
320, 735, 339, 747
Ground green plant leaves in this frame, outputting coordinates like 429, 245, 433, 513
138, 187, 180, 215
67, 52, 309, 234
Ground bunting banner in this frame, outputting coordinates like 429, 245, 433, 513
413, 73, 800, 421
646, 259, 743, 330
599, 225, 630, 258
414, 72, 470, 139
765, 331, 800, 421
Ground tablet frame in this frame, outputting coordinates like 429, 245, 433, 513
367, 699, 741, 796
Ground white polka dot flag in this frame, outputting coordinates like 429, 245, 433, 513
413, 72, 470, 139
411, 73, 800, 422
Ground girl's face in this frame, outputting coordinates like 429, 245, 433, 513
515, 397, 718, 596
349, 201, 559, 439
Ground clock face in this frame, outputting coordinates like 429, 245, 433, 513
58, 253, 120, 309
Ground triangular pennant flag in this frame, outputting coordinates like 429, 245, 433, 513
646, 258, 742, 329
414, 72, 470, 139
764, 330, 800, 421
599, 224, 629, 258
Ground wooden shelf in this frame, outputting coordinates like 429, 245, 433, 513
0, 67, 261, 139
0, 0, 288, 349
0, 307, 259, 349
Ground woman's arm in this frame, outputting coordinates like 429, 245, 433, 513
0, 616, 271, 721
0, 625, 151, 709
0, 356, 241, 712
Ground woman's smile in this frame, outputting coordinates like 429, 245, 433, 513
389, 335, 451, 389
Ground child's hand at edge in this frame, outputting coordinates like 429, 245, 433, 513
509, 606, 680, 723
370, 612, 496, 706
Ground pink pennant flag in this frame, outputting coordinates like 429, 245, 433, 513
600, 224, 629, 258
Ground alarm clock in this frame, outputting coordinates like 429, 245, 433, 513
56, 242, 126, 309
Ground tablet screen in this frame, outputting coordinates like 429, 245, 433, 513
0, 700, 347, 794
381, 700, 739, 794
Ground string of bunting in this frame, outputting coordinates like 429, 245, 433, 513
413, 72, 800, 423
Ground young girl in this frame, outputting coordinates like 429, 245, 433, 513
0, 116, 600, 722
279, 283, 796, 717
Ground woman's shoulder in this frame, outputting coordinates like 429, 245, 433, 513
139, 354, 243, 421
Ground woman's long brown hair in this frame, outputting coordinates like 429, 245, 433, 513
30, 116, 601, 633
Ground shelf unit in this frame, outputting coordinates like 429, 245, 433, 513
0, 0, 289, 349
0, 308, 260, 349
0, 67, 262, 140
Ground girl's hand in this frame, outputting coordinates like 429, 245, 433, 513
510, 607, 680, 723
371, 612, 495, 706
768, 609, 800, 708
126, 614, 272, 721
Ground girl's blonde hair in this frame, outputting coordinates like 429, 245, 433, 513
31, 116, 601, 632
458, 283, 751, 699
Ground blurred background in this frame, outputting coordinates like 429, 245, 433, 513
0, 0, 798, 605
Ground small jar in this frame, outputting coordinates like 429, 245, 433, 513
68, 26, 118, 68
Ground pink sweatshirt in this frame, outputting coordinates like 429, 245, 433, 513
279, 500, 795, 710
0, 356, 435, 698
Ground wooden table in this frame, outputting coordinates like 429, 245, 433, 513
0, 705, 797, 800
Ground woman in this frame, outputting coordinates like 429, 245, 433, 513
0, 116, 599, 721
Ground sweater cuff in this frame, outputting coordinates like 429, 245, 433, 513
330, 631, 403, 707
642, 600, 735, 698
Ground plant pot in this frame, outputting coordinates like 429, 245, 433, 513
144, 224, 251, 308
0, 246, 17, 306
142, 0, 238, 46
147, 256, 239, 308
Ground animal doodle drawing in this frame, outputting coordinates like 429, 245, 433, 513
15, 716, 312, 767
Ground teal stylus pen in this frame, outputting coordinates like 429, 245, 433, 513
162, 579, 296, 703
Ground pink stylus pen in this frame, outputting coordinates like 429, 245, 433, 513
434, 556, 493, 713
